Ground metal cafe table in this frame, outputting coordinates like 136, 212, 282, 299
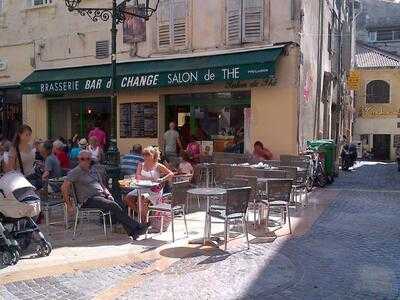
119, 179, 159, 223
187, 187, 227, 246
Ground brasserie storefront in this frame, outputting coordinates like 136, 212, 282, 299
21, 44, 299, 157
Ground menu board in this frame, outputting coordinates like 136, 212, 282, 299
119, 102, 158, 138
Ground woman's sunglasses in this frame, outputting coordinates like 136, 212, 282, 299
78, 157, 91, 161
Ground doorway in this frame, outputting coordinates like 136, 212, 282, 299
373, 134, 391, 161
48, 98, 111, 141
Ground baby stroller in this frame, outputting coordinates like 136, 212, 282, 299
0, 171, 52, 265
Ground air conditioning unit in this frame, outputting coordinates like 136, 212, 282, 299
0, 58, 7, 71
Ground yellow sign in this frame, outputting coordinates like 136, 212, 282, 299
347, 70, 361, 91
359, 105, 400, 118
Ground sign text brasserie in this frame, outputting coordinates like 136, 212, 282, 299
37, 65, 274, 94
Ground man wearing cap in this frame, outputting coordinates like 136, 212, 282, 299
61, 150, 148, 239
53, 139, 70, 169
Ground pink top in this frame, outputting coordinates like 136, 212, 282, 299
187, 142, 200, 158
88, 128, 106, 149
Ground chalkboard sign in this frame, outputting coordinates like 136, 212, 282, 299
119, 102, 158, 138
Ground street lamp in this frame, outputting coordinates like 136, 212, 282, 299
64, 0, 160, 166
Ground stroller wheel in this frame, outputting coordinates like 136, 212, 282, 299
1, 248, 19, 266
36, 241, 52, 257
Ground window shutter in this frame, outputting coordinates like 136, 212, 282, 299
96, 40, 110, 59
172, 0, 188, 47
226, 0, 242, 45
157, 0, 172, 48
242, 0, 264, 43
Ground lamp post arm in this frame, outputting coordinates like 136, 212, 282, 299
69, 7, 114, 23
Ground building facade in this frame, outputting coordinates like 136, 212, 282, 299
353, 43, 400, 160
0, 0, 355, 157
357, 0, 400, 56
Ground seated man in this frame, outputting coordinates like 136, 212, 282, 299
120, 144, 144, 176
61, 150, 148, 240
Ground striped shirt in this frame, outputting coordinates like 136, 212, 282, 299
120, 153, 144, 176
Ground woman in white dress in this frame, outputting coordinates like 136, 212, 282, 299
135, 146, 174, 222
88, 137, 104, 163
5, 125, 39, 187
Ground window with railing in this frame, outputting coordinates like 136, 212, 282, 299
226, 0, 264, 45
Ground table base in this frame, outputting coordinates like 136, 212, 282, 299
188, 237, 222, 247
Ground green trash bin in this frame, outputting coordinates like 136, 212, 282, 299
306, 139, 337, 178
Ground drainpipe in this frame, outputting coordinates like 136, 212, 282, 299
313, 0, 324, 139
335, 2, 343, 146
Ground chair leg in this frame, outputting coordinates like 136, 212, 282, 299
224, 219, 228, 251
253, 200, 257, 229
242, 216, 250, 250
197, 196, 201, 209
182, 207, 188, 237
109, 213, 113, 233
102, 214, 107, 238
64, 204, 68, 230
186, 196, 190, 214
44, 206, 49, 227
171, 210, 175, 242
73, 210, 79, 239
305, 189, 309, 207
160, 215, 164, 234
145, 210, 151, 239
286, 204, 292, 234
265, 205, 270, 232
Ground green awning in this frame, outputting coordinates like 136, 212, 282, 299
21, 45, 284, 95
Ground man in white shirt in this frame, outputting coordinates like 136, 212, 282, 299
163, 122, 182, 164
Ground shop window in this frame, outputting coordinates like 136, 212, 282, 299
96, 40, 110, 59
366, 80, 390, 103
226, 0, 264, 45
157, 0, 189, 50
165, 92, 251, 153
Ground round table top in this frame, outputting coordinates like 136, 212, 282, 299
135, 181, 159, 188
187, 187, 227, 196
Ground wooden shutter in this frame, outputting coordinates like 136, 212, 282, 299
172, 0, 188, 48
158, 0, 172, 48
242, 0, 264, 43
226, 0, 242, 45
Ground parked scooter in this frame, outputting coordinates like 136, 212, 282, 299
341, 143, 357, 171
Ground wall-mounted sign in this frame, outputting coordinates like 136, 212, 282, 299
347, 70, 360, 91
24, 64, 277, 95
359, 105, 400, 118
123, 6, 146, 43
0, 58, 8, 71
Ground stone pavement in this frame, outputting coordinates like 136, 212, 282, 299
1, 162, 400, 299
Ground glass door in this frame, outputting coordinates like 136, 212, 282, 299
48, 98, 111, 141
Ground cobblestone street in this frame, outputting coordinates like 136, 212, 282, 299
1, 162, 400, 299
